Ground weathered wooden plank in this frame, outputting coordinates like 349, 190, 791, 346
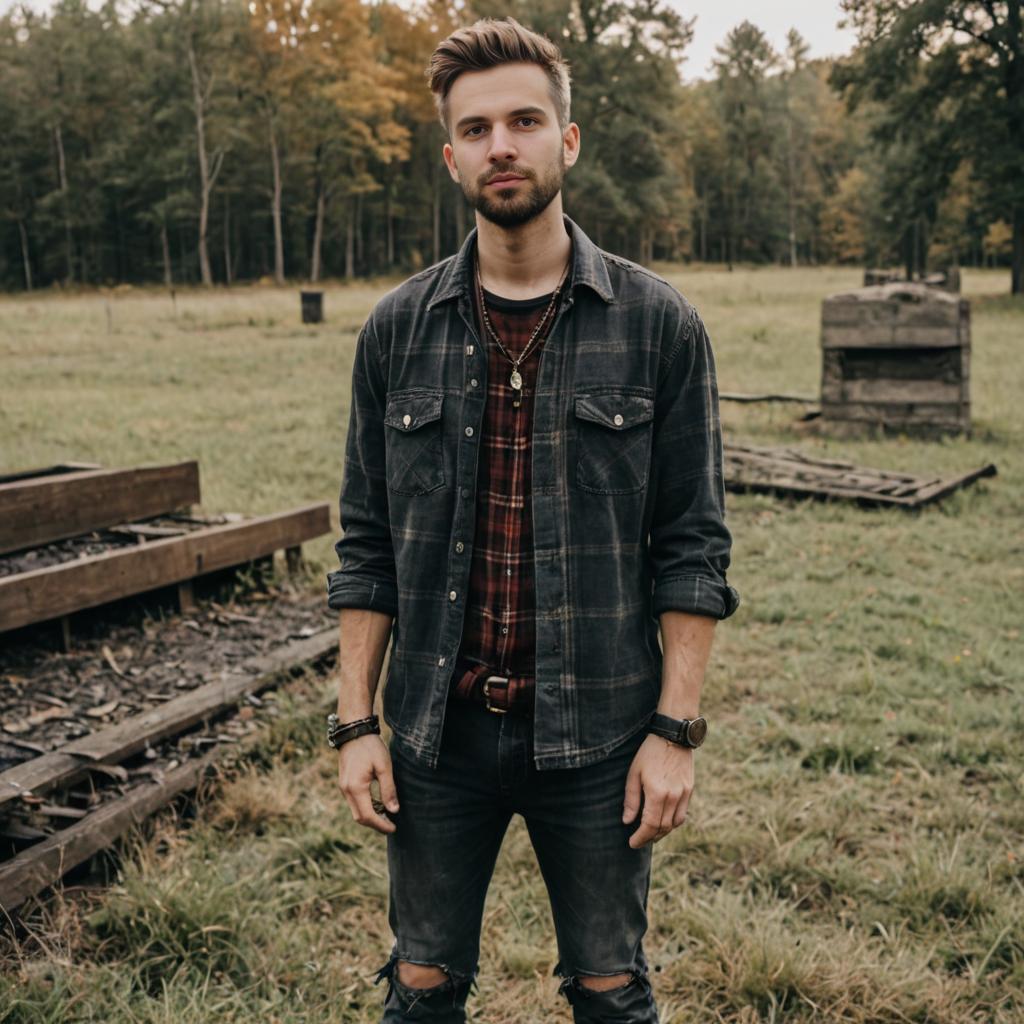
821, 325, 964, 349
823, 283, 962, 317
0, 750, 220, 914
0, 462, 201, 555
0, 627, 337, 809
0, 503, 330, 632
911, 463, 998, 503
834, 379, 963, 405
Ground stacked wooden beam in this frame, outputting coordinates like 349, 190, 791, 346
0, 461, 331, 637
820, 282, 971, 437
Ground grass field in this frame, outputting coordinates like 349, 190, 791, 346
1, 265, 1022, 1022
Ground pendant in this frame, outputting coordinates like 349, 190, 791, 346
510, 369, 523, 390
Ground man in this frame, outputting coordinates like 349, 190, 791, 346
326, 17, 738, 1023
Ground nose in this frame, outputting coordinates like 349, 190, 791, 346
486, 123, 518, 164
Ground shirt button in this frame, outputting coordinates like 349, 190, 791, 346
470, 378, 479, 388
461, 487, 470, 499
403, 413, 412, 427
466, 344, 474, 356
449, 590, 457, 601
438, 656, 446, 666
613, 413, 624, 426
506, 568, 512, 576
501, 627, 509, 634
455, 541, 464, 553
465, 426, 474, 437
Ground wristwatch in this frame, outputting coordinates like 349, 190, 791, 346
647, 712, 708, 749
326, 713, 381, 749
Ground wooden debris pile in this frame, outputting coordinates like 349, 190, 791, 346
724, 443, 996, 509
0, 622, 338, 915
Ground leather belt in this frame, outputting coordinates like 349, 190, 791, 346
450, 662, 535, 716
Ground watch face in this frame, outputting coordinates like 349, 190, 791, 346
686, 717, 708, 747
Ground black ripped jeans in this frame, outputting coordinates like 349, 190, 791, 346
374, 698, 659, 1022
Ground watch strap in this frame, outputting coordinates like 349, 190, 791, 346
647, 712, 707, 748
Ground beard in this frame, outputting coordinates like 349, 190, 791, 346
459, 154, 566, 228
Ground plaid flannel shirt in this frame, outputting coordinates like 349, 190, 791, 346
327, 215, 739, 771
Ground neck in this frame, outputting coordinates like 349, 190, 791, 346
475, 198, 571, 300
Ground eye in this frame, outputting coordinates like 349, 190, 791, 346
517, 117, 538, 127
465, 125, 485, 137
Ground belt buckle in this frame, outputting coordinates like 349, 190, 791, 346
482, 675, 509, 714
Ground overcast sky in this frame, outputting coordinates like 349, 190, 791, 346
4, 0, 858, 82
675, 1, 856, 80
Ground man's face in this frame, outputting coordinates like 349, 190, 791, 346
442, 62, 580, 229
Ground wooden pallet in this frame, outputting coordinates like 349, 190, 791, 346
0, 461, 200, 555
0, 503, 331, 633
724, 443, 997, 508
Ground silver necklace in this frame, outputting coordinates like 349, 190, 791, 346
475, 251, 571, 392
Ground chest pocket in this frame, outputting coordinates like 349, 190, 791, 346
383, 388, 446, 495
574, 388, 655, 495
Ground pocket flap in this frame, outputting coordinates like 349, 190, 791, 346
574, 391, 654, 430
384, 390, 444, 431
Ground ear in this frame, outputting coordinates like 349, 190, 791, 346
442, 142, 460, 184
562, 122, 581, 170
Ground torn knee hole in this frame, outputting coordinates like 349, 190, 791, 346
581, 974, 634, 992
577, 972, 633, 992
397, 960, 450, 989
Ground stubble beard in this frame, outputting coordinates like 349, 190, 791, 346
460, 155, 566, 229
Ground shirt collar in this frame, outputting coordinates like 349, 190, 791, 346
426, 213, 615, 310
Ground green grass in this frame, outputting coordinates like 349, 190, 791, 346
1, 266, 1022, 1022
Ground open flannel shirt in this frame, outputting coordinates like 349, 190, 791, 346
327, 215, 739, 771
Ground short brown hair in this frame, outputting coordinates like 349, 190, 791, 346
427, 18, 572, 136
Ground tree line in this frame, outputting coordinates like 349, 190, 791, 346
1, 0, 1020, 293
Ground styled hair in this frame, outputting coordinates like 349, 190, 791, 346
427, 18, 572, 136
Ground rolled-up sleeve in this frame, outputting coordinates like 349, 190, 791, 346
648, 304, 739, 620
326, 315, 398, 616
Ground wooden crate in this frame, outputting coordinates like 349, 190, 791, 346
820, 282, 970, 437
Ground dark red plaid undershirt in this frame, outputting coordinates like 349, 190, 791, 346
449, 266, 562, 701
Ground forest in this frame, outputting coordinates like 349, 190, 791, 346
1, 0, 1021, 292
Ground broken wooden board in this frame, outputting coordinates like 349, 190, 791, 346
0, 503, 331, 633
724, 443, 996, 508
0, 626, 337, 810
0, 750, 220, 914
0, 462, 201, 555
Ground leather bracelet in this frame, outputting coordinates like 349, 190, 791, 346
327, 713, 381, 749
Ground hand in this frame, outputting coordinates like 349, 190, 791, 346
622, 734, 694, 849
337, 733, 400, 835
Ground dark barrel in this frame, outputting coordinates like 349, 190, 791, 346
301, 290, 324, 324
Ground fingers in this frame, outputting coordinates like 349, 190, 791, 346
628, 785, 691, 848
672, 788, 692, 828
628, 786, 666, 849
337, 735, 398, 835
622, 764, 642, 824
377, 757, 400, 814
